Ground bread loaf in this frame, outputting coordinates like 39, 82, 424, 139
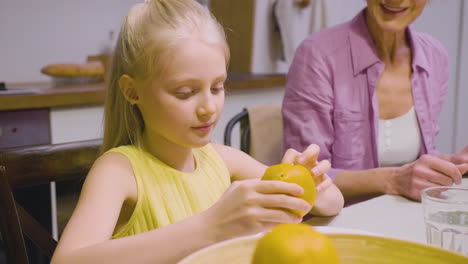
41, 61, 105, 78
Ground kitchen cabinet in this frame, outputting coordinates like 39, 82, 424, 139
0, 109, 52, 264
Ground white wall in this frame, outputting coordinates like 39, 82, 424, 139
0, 0, 140, 83
455, 1, 468, 152
251, 0, 278, 73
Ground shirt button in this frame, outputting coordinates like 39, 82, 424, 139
386, 138, 391, 146
385, 130, 392, 137
385, 120, 392, 128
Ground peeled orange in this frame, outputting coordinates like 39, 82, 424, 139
261, 164, 316, 216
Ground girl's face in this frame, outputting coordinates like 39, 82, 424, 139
138, 38, 227, 149
366, 0, 427, 33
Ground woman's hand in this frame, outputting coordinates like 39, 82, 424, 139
392, 154, 468, 201
203, 179, 311, 242
451, 146, 468, 175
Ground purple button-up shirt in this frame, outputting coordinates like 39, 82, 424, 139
283, 10, 449, 179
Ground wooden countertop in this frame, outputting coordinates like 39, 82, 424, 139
0, 73, 285, 111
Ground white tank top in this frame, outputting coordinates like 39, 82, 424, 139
378, 107, 422, 167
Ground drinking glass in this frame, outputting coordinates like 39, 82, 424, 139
421, 186, 468, 256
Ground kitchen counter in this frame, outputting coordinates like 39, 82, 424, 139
0, 73, 286, 111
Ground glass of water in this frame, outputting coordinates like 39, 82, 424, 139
421, 186, 468, 256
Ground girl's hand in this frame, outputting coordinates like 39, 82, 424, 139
203, 179, 311, 242
281, 144, 332, 192
281, 144, 343, 216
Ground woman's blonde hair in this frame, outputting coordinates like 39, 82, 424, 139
101, 0, 229, 153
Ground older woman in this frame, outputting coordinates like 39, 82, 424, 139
283, 0, 468, 201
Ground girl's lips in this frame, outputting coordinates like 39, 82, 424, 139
192, 123, 214, 133
193, 122, 214, 129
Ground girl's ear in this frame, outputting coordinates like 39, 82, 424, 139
119, 74, 140, 104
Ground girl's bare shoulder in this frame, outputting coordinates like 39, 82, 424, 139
84, 151, 137, 200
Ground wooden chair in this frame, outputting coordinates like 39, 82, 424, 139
0, 139, 102, 264
224, 104, 283, 165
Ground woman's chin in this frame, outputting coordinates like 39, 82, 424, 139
377, 21, 408, 34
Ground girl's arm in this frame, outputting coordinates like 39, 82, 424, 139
309, 174, 344, 216
212, 143, 268, 182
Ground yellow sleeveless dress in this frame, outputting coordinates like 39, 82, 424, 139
108, 144, 231, 239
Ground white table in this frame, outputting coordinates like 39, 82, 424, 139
305, 179, 468, 244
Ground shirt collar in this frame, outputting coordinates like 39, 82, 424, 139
349, 9, 430, 75
406, 28, 430, 73
349, 9, 381, 75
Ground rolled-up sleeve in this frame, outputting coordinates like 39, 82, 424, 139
282, 41, 342, 179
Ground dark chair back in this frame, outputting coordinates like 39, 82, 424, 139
224, 105, 283, 165
0, 139, 102, 264
224, 109, 250, 153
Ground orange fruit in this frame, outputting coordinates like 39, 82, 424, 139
261, 164, 316, 216
251, 223, 340, 264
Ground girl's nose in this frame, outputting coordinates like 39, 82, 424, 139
197, 93, 216, 117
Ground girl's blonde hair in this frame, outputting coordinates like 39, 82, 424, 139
101, 0, 229, 153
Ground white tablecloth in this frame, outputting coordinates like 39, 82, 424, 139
305, 179, 468, 244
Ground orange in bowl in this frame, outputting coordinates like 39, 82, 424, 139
261, 164, 316, 216
251, 223, 339, 264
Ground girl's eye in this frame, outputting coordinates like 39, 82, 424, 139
211, 86, 225, 94
175, 89, 195, 99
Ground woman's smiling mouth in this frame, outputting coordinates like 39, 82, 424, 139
381, 4, 408, 15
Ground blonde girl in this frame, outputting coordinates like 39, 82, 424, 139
52, 0, 344, 263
